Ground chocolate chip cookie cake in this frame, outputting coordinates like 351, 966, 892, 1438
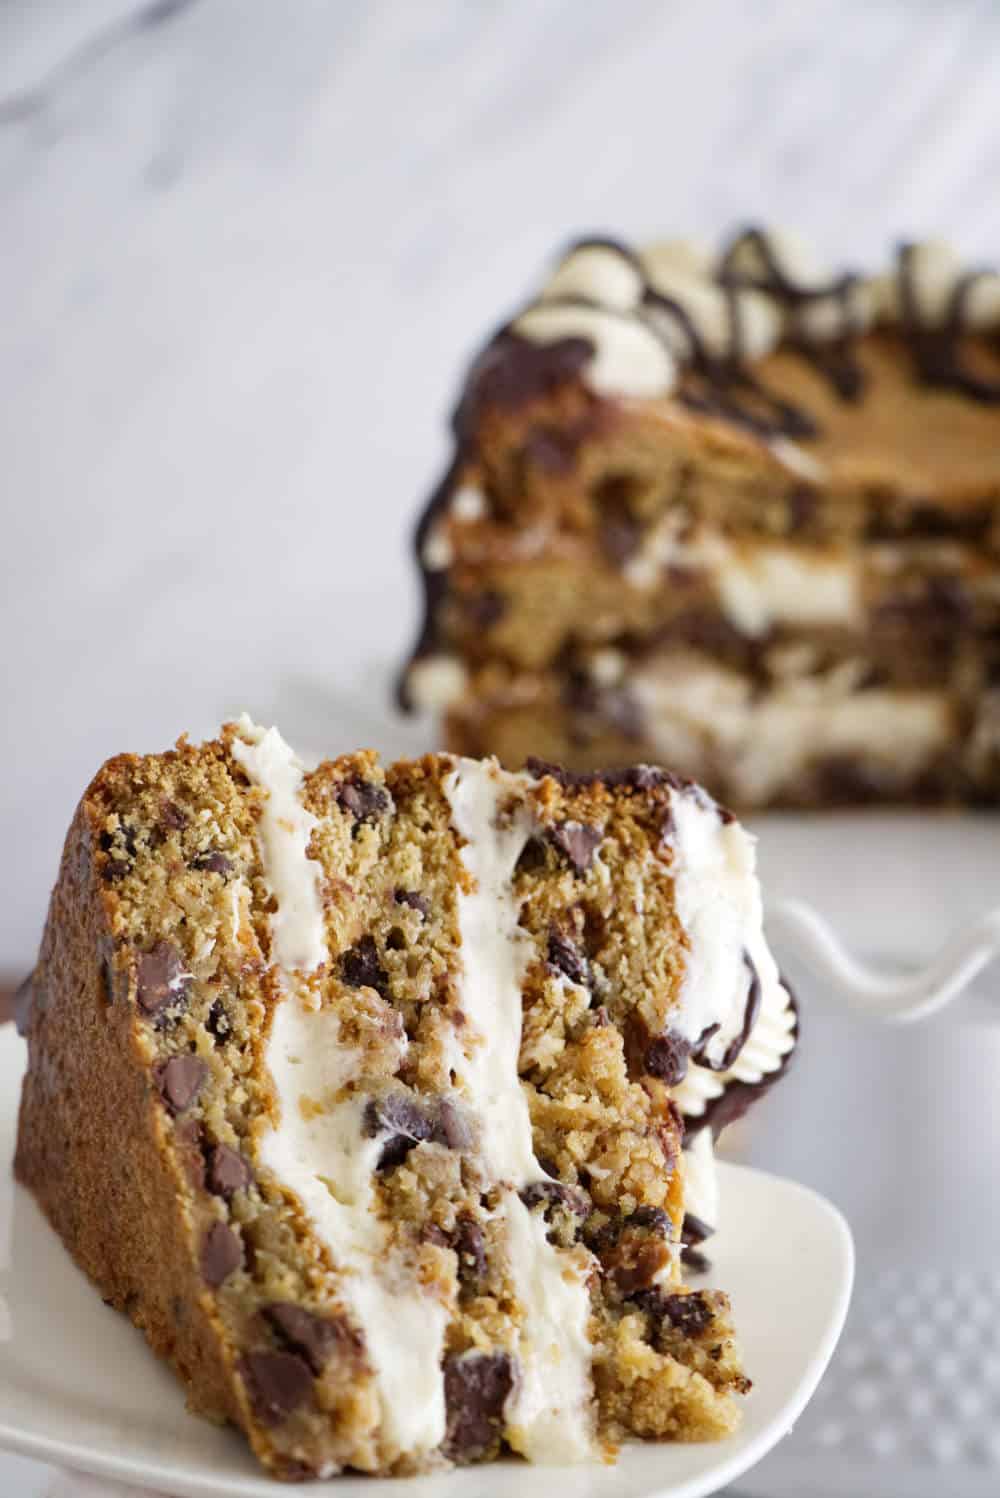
399, 230, 1000, 807
15, 718, 794, 1478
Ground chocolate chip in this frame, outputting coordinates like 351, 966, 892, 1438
681, 1245, 711, 1274
548, 820, 602, 875
337, 779, 390, 824
263, 1303, 352, 1375
624, 1013, 692, 1086
159, 800, 188, 832
394, 888, 430, 916
547, 927, 589, 987
206, 1143, 252, 1198
630, 1205, 670, 1234
443, 1351, 514, 1461
645, 1030, 692, 1085
13, 972, 35, 1037
364, 1093, 472, 1169
205, 999, 231, 1044
519, 1180, 590, 1219
452, 1216, 487, 1287
437, 1098, 474, 1152
660, 1291, 715, 1337
201, 1221, 243, 1286
136, 941, 192, 1018
99, 821, 138, 881
190, 850, 232, 877
154, 1055, 208, 1114
513, 834, 548, 875
240, 1349, 313, 1424
340, 935, 389, 996
682, 1211, 713, 1246
609, 1237, 673, 1294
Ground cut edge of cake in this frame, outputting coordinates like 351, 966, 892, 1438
15, 718, 796, 1478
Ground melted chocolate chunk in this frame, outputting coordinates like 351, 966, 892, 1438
519, 1180, 590, 1219
682, 1211, 713, 1246
154, 1055, 208, 1115
632, 1288, 714, 1338
548, 820, 603, 875
206, 1143, 252, 1198
159, 800, 188, 832
443, 1351, 514, 1461
13, 972, 35, 1037
394, 887, 430, 916
99, 821, 138, 881
364, 1093, 472, 1170
200, 1221, 243, 1286
337, 778, 390, 824
263, 1302, 353, 1375
240, 1349, 313, 1424
190, 849, 232, 877
462, 331, 592, 417
630, 1205, 671, 1234
340, 935, 389, 996
547, 927, 589, 987
205, 999, 231, 1044
624, 1013, 693, 1086
452, 1216, 487, 1287
523, 425, 579, 475
681, 1246, 712, 1275
136, 941, 192, 1018
526, 758, 682, 795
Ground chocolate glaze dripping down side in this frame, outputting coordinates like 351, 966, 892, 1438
682, 983, 799, 1148
690, 952, 764, 1075
718, 225, 867, 404
897, 244, 1000, 403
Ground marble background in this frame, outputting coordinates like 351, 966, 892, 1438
2, 2, 1000, 1491
5, 0, 1000, 978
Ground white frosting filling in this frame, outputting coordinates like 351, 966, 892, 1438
234, 718, 449, 1463
633, 658, 951, 804
443, 758, 595, 1464
539, 243, 644, 314
231, 716, 326, 971
406, 655, 468, 711
715, 545, 861, 637
513, 303, 676, 400
681, 1127, 720, 1232
667, 784, 788, 1071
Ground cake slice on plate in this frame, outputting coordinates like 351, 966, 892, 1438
15, 719, 795, 1478
399, 229, 1000, 807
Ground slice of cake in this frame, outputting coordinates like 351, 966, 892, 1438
399, 229, 1000, 807
15, 719, 795, 1478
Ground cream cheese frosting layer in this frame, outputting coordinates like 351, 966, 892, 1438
666, 781, 788, 1074
443, 757, 595, 1464
233, 718, 449, 1464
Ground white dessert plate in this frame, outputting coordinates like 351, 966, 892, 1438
0, 1027, 852, 1498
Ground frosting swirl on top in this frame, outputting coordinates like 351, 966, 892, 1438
509, 227, 1000, 430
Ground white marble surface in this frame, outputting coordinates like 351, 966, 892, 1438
3, 2, 1000, 1492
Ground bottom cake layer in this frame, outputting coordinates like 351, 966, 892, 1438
444, 655, 1000, 809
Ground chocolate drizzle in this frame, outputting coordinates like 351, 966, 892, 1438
682, 983, 799, 1148
897, 243, 1000, 403
692, 953, 763, 1074
718, 226, 867, 403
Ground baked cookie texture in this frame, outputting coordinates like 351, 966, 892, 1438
15, 720, 794, 1478
399, 229, 1000, 808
